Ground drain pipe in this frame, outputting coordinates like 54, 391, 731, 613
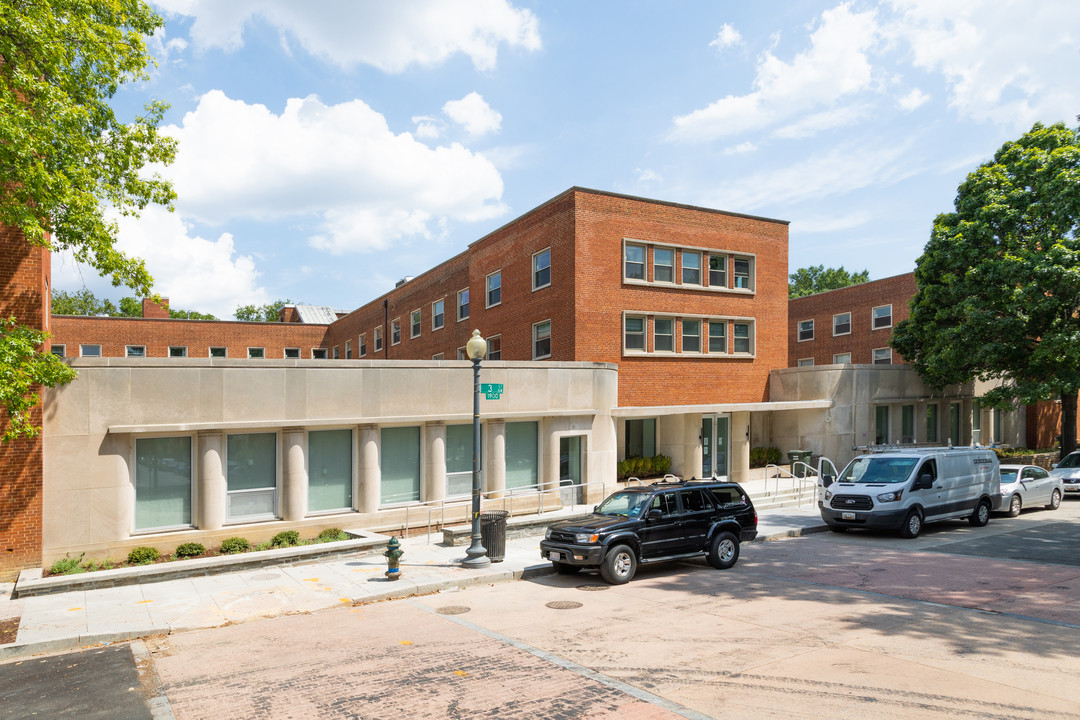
383, 298, 389, 359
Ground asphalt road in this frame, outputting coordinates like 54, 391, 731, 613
4, 498, 1079, 719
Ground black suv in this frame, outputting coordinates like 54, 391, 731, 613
539, 479, 758, 584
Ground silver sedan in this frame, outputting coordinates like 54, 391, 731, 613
997, 464, 1063, 517
1050, 451, 1080, 495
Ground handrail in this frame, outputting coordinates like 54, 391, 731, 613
764, 462, 819, 508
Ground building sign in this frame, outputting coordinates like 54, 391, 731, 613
481, 383, 504, 400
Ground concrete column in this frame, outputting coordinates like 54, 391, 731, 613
282, 428, 307, 521
486, 420, 506, 498
682, 413, 703, 480
730, 411, 751, 485
542, 419, 561, 492
198, 431, 226, 530
357, 425, 380, 512
425, 422, 446, 503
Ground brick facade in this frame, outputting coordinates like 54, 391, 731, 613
787, 272, 916, 367
0, 223, 48, 581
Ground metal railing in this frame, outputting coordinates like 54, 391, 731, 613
763, 461, 821, 508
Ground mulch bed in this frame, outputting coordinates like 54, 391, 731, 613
0, 617, 19, 644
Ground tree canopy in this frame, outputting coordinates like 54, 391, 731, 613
234, 299, 295, 323
51, 289, 217, 320
892, 122, 1080, 454
1, 0, 175, 439
788, 265, 870, 298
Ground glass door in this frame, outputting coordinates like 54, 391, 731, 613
701, 415, 730, 480
559, 436, 583, 505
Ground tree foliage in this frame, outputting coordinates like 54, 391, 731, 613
788, 265, 870, 298
0, 319, 76, 441
51, 289, 216, 320
234, 299, 295, 322
892, 122, 1080, 454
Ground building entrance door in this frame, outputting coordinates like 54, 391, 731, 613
559, 436, 584, 505
701, 415, 730, 480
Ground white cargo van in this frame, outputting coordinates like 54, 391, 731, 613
820, 447, 1000, 538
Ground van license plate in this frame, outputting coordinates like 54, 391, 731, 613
841, 512, 856, 520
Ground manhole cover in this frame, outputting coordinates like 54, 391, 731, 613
436, 606, 471, 615
576, 584, 609, 592
250, 573, 281, 581
546, 600, 583, 610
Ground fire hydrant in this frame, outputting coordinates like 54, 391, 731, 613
384, 536, 403, 581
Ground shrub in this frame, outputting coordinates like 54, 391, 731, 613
749, 447, 782, 468
618, 454, 673, 479
317, 528, 348, 543
219, 537, 250, 554
255, 541, 273, 552
127, 546, 161, 565
271, 530, 300, 548
175, 542, 206, 558
49, 553, 85, 575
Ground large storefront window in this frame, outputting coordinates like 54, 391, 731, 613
381, 426, 421, 504
308, 429, 352, 512
227, 433, 277, 521
506, 421, 539, 489
446, 424, 481, 498
135, 437, 192, 530
625, 418, 656, 458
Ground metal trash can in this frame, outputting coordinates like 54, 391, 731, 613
479, 510, 508, 562
788, 450, 812, 477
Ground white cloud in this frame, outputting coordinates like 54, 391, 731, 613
710, 24, 742, 51
443, 92, 503, 136
412, 115, 443, 139
161, 91, 506, 253
671, 4, 880, 142
884, 0, 1080, 127
896, 88, 930, 111
635, 168, 663, 184
773, 103, 874, 139
52, 207, 268, 319
155, 0, 541, 72
793, 211, 874, 233
723, 141, 757, 155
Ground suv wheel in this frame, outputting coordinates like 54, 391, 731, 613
600, 544, 637, 584
552, 561, 581, 575
706, 531, 740, 569
969, 498, 991, 527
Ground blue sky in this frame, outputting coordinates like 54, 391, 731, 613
51, 0, 1080, 319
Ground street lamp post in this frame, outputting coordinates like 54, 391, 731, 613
461, 330, 490, 568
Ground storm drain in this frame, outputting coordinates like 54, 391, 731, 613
575, 584, 609, 592
546, 600, 583, 610
436, 606, 471, 615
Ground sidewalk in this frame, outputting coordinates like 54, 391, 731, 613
0, 503, 827, 661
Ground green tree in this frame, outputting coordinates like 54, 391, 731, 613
1, 1, 176, 440
788, 265, 870, 298
51, 289, 216, 320
0, 319, 75, 441
892, 122, 1080, 455
234, 299, 295, 322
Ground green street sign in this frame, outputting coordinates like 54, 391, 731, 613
480, 383, 504, 400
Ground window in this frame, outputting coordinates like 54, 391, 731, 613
345, 340, 352, 359
533, 320, 551, 359
506, 421, 539, 489
446, 424, 481, 497
312, 348, 328, 359
486, 270, 502, 307
901, 405, 914, 443
949, 403, 961, 445
926, 405, 939, 443
374, 326, 383, 352
126, 345, 145, 358
226, 433, 277, 521
733, 322, 752, 354
333, 346, 340, 359
797, 320, 814, 342
410, 309, 421, 339
359, 334, 367, 357
432, 299, 444, 330
209, 347, 226, 358
624, 316, 646, 352
284, 347, 300, 359
457, 347, 467, 360
654, 317, 674, 352
134, 436, 192, 531
50, 344, 66, 357
733, 257, 751, 289
624, 243, 645, 280
797, 358, 814, 367
533, 248, 551, 290
833, 312, 851, 336
487, 335, 501, 360
833, 352, 852, 364
457, 288, 469, 321
625, 418, 656, 458
308, 429, 352, 513
653, 248, 674, 283
875, 406, 890, 444
681, 251, 701, 285
391, 318, 401, 345
80, 344, 101, 357
682, 319, 701, 353
872, 305, 893, 330
248, 347, 265, 359
873, 347, 892, 365
380, 426, 421, 505
993, 408, 1003, 442
709, 255, 727, 287
708, 321, 726, 353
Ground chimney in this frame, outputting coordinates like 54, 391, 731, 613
142, 297, 170, 318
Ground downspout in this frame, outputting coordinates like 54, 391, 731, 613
383, 298, 389, 359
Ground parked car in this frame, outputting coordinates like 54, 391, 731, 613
997, 464, 1063, 516
539, 479, 758, 584
1050, 451, 1080, 496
